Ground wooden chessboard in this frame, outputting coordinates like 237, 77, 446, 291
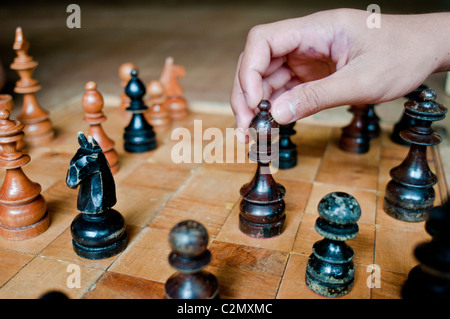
0, 99, 446, 300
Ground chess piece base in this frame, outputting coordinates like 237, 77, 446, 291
402, 265, 450, 300
239, 213, 285, 238
338, 136, 369, 154
164, 271, 219, 299
278, 148, 297, 169
71, 209, 127, 260
305, 253, 355, 297
0, 211, 49, 240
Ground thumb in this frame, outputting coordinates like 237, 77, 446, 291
270, 68, 369, 124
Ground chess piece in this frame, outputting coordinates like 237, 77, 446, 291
338, 104, 378, 154
0, 109, 49, 240
164, 220, 219, 299
123, 69, 157, 153
305, 192, 361, 297
146, 80, 171, 129
402, 200, 450, 299
66, 132, 127, 259
39, 291, 69, 299
278, 122, 297, 169
118, 62, 138, 112
391, 84, 428, 146
160, 57, 188, 120
239, 100, 286, 238
384, 88, 447, 222
10, 27, 54, 146
82, 81, 119, 174
0, 94, 14, 112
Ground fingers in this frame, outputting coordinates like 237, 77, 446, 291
270, 65, 370, 124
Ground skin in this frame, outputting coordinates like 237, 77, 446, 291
230, 9, 450, 143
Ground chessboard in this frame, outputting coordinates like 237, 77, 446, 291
0, 95, 446, 300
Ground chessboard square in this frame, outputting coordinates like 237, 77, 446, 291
292, 123, 332, 158
0, 211, 72, 255
303, 182, 377, 225
115, 184, 171, 227
272, 155, 321, 183
0, 249, 34, 287
0, 256, 103, 299
40, 224, 141, 269
84, 271, 165, 299
374, 224, 430, 274
215, 179, 311, 252
148, 194, 234, 237
43, 180, 79, 216
109, 227, 172, 283
121, 162, 193, 192
207, 241, 288, 299
292, 213, 375, 266
179, 165, 253, 204
371, 268, 407, 299
276, 253, 371, 299
315, 128, 380, 190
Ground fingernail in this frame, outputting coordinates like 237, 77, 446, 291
274, 100, 296, 123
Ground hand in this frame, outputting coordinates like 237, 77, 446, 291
230, 9, 450, 143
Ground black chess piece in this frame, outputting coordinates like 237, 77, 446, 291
66, 132, 127, 260
401, 200, 450, 299
305, 192, 361, 297
239, 100, 286, 238
164, 220, 219, 299
123, 69, 157, 153
384, 88, 447, 222
279, 122, 297, 169
391, 84, 429, 146
338, 104, 376, 154
39, 291, 69, 299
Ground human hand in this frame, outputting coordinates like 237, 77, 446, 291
230, 9, 450, 143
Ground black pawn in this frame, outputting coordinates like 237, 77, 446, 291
402, 200, 450, 299
164, 220, 219, 299
384, 89, 447, 222
305, 192, 361, 297
279, 122, 297, 169
338, 104, 376, 154
239, 100, 286, 238
123, 69, 157, 153
391, 84, 428, 146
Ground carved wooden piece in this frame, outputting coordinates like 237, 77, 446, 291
160, 57, 188, 120
66, 132, 127, 259
384, 89, 447, 222
0, 109, 49, 240
164, 220, 219, 299
146, 80, 171, 129
278, 122, 297, 169
123, 69, 157, 153
305, 192, 361, 297
402, 200, 450, 299
10, 27, 54, 146
118, 62, 138, 112
239, 100, 286, 238
82, 81, 119, 174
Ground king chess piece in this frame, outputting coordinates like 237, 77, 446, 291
123, 69, 157, 153
10, 27, 54, 146
164, 220, 219, 299
66, 132, 127, 259
239, 100, 286, 238
402, 200, 450, 299
0, 109, 49, 240
384, 88, 447, 222
305, 192, 361, 297
82, 81, 120, 174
